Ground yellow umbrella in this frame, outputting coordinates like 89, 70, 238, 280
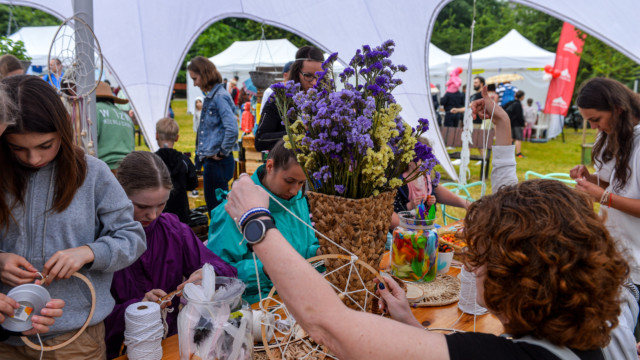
486, 73, 524, 85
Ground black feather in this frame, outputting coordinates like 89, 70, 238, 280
193, 316, 213, 347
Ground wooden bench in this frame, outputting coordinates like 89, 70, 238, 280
439, 126, 495, 178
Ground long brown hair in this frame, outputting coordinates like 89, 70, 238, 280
576, 77, 640, 191
187, 56, 222, 92
0, 75, 87, 228
0, 54, 23, 79
0, 83, 17, 227
116, 151, 172, 195
464, 179, 628, 350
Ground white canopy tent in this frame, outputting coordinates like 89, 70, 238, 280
1, 0, 639, 181
8, 25, 117, 83
450, 29, 556, 106
427, 43, 451, 96
186, 39, 300, 114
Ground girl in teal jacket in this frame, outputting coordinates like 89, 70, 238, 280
208, 140, 319, 304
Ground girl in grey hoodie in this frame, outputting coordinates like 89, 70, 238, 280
0, 75, 146, 359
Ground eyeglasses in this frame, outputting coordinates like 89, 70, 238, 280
300, 71, 319, 82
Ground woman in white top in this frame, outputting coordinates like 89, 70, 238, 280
570, 77, 640, 286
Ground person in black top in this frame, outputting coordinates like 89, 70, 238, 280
504, 90, 526, 158
155, 117, 198, 224
440, 69, 465, 128
255, 46, 324, 152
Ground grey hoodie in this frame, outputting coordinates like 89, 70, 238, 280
0, 155, 146, 345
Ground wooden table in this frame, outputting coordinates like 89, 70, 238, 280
115, 267, 502, 359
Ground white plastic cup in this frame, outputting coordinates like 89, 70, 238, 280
437, 251, 454, 275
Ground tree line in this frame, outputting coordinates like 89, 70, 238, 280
1, 1, 637, 95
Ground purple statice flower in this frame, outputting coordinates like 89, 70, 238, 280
270, 82, 286, 91
362, 45, 371, 53
431, 172, 441, 187
335, 185, 346, 194
413, 141, 433, 163
370, 61, 384, 71
366, 84, 383, 96
313, 165, 332, 183
418, 118, 429, 133
323, 52, 338, 69
397, 64, 408, 72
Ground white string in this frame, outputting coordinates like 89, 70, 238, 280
459, 0, 477, 185
123, 302, 163, 360
36, 333, 43, 360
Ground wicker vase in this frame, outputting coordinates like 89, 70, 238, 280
306, 190, 396, 312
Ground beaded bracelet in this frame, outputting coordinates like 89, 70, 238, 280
238, 207, 271, 228
600, 190, 610, 205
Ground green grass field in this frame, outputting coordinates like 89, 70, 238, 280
138, 99, 599, 222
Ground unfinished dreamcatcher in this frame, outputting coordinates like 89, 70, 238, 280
251, 196, 387, 360
48, 16, 104, 156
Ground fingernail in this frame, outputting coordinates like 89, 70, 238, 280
378, 283, 385, 290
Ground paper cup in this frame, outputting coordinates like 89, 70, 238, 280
437, 251, 454, 275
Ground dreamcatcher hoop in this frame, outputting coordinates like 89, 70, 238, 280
48, 16, 104, 156
48, 16, 103, 98
257, 254, 385, 360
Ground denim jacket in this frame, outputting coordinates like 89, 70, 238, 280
197, 83, 239, 158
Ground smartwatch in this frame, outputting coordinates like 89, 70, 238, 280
243, 218, 276, 250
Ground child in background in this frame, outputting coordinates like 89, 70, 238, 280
0, 75, 146, 358
105, 151, 237, 359
240, 101, 254, 134
155, 117, 198, 224
523, 98, 537, 141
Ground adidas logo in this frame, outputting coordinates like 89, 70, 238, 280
563, 41, 578, 54
560, 69, 571, 82
552, 97, 568, 109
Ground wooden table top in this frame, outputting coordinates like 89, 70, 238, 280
114, 267, 502, 359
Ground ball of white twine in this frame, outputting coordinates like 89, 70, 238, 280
458, 268, 488, 315
124, 302, 164, 360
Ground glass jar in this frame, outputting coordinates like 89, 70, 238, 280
390, 211, 439, 282
178, 277, 252, 360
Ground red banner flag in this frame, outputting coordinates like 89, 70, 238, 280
543, 23, 586, 115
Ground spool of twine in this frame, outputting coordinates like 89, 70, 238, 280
457, 268, 488, 315
124, 302, 164, 360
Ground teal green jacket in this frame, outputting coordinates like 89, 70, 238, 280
207, 165, 319, 304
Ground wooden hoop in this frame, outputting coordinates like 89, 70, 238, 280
21, 272, 96, 351
260, 254, 385, 360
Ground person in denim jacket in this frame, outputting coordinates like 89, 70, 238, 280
188, 56, 239, 214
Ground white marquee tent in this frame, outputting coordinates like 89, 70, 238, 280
427, 43, 451, 95
7, 25, 117, 82
1, 0, 639, 180
450, 29, 556, 106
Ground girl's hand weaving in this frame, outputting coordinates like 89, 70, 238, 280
23, 299, 65, 335
0, 293, 19, 324
0, 253, 38, 287
178, 268, 203, 291
374, 277, 422, 328
575, 177, 605, 202
42, 245, 95, 285
225, 174, 269, 220
143, 289, 170, 308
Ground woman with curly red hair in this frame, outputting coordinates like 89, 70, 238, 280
221, 86, 637, 359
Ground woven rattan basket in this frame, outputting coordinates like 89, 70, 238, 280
306, 190, 396, 312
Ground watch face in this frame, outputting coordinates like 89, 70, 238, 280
244, 220, 264, 244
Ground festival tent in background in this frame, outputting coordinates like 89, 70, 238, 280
8, 25, 116, 82
1, 0, 639, 180
427, 43, 451, 96
450, 29, 556, 108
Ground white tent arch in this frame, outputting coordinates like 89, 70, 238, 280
1, 0, 639, 181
